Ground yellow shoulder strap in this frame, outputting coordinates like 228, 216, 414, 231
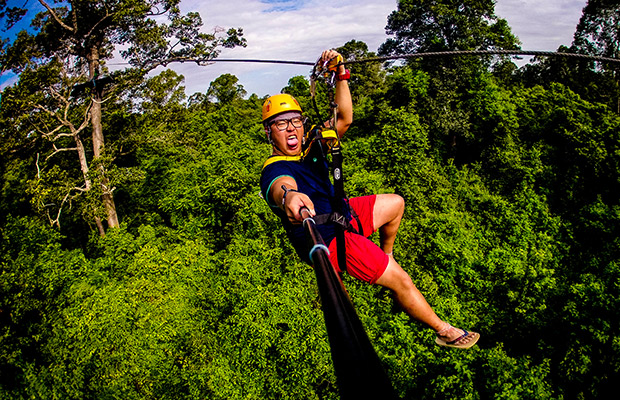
262, 155, 302, 170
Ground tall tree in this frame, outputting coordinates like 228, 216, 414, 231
0, 0, 245, 235
379, 0, 519, 57
572, 0, 620, 112
573, 0, 620, 60
377, 0, 521, 162
206, 73, 246, 104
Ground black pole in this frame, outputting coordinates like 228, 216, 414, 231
331, 145, 348, 280
301, 209, 399, 400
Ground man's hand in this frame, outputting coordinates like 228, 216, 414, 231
320, 49, 345, 75
284, 191, 316, 224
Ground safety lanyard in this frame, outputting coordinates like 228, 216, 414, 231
310, 57, 348, 273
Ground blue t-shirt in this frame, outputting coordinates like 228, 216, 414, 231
260, 144, 347, 263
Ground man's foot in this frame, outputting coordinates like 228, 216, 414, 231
435, 324, 480, 349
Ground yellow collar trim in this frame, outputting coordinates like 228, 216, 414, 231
262, 154, 303, 169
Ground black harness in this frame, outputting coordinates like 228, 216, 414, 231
311, 204, 364, 238
309, 58, 353, 272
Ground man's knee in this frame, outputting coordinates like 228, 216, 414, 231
391, 194, 405, 215
376, 260, 415, 292
375, 193, 405, 220
373, 194, 404, 231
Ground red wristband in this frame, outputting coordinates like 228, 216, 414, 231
336, 69, 351, 81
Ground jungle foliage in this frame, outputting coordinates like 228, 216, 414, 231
1, 0, 620, 399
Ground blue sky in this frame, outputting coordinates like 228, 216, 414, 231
1, 0, 588, 96
260, 0, 307, 12
1, 0, 46, 88
1, 0, 45, 40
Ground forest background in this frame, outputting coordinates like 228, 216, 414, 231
1, 0, 619, 399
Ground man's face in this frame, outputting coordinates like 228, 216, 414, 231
269, 114, 304, 156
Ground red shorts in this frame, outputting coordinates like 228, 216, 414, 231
327, 195, 389, 284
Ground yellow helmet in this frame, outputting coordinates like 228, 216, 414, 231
262, 93, 302, 123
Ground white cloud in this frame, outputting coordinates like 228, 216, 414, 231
168, 0, 397, 97
0, 0, 590, 96
495, 0, 586, 50
170, 0, 588, 97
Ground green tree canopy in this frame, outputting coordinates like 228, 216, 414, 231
2, 2, 620, 399
572, 0, 620, 60
0, 0, 245, 234
379, 0, 520, 56
207, 73, 247, 104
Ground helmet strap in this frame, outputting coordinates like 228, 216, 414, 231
265, 125, 272, 143
265, 124, 286, 155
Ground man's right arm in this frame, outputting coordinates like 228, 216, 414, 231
269, 176, 316, 223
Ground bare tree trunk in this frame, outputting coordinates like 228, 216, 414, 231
74, 130, 106, 236
88, 46, 119, 232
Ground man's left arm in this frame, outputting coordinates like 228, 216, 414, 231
320, 49, 353, 136
334, 64, 352, 136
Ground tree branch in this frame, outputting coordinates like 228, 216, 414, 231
40, 124, 70, 140
36, 153, 41, 179
46, 144, 78, 161
46, 185, 87, 228
146, 6, 168, 17
85, 11, 110, 38
35, 83, 92, 142
38, 0, 74, 32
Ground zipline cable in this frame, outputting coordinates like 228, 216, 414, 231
341, 49, 620, 65
208, 49, 620, 67
199, 58, 314, 66
103, 49, 619, 69
79, 49, 620, 95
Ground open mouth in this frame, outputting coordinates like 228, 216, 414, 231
287, 134, 299, 149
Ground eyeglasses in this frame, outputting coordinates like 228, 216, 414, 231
272, 117, 304, 131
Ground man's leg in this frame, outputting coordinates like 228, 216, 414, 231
372, 194, 404, 254
372, 194, 479, 346
375, 257, 479, 345
375, 257, 444, 330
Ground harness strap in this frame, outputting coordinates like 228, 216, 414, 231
312, 207, 365, 238
345, 198, 364, 237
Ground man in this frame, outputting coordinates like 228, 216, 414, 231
260, 49, 479, 349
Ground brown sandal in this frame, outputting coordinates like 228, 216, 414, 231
435, 329, 480, 349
